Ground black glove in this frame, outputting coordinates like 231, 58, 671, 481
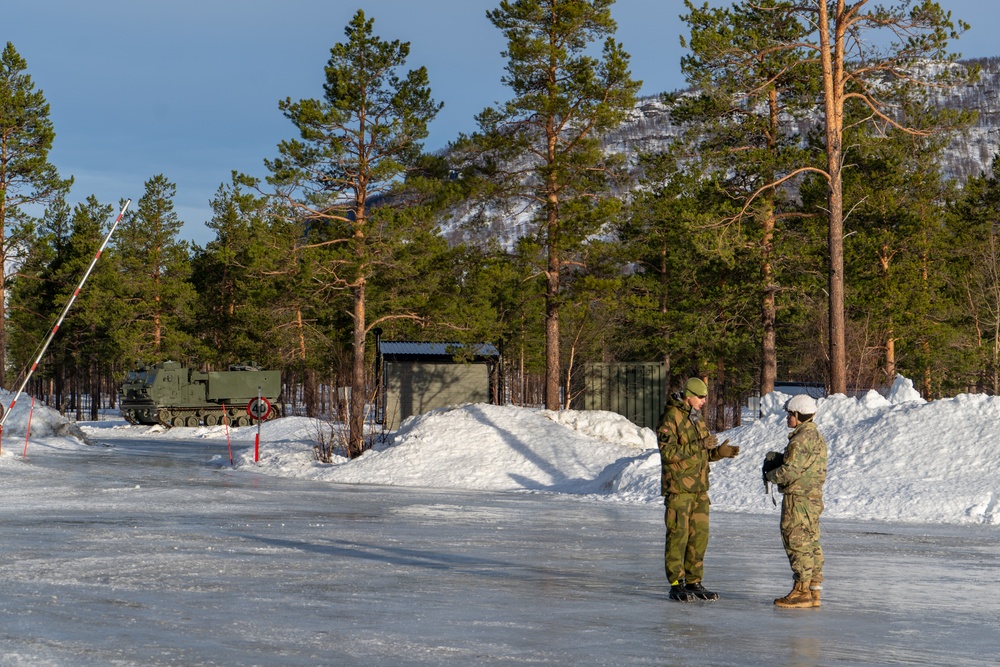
761, 451, 784, 491
716, 439, 739, 458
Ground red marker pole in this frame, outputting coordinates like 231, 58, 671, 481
0, 199, 131, 454
222, 402, 233, 466
22, 396, 35, 457
255, 387, 261, 463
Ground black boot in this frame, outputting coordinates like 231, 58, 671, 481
669, 582, 695, 602
684, 582, 719, 601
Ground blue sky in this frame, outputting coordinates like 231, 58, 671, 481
5, 1, 996, 245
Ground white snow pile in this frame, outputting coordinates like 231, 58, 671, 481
253, 404, 655, 493
0, 390, 90, 454
228, 374, 999, 526
8, 375, 1000, 525
206, 377, 1000, 524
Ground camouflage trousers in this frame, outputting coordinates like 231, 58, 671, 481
663, 492, 710, 584
780, 494, 824, 583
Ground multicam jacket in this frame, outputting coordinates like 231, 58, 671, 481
767, 420, 827, 498
657, 397, 724, 496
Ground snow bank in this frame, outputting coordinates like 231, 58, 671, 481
233, 375, 1000, 526
17, 373, 1000, 526
277, 404, 650, 493
0, 390, 90, 461
710, 389, 1000, 525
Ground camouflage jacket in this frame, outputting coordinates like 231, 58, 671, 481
657, 397, 724, 495
766, 420, 827, 498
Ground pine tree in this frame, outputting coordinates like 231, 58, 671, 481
677, 0, 818, 395
0, 42, 72, 387
458, 0, 639, 410
617, 150, 759, 411
837, 105, 967, 395
683, 1, 976, 393
263, 10, 442, 456
616, 153, 704, 379
5, 196, 70, 398
54, 197, 120, 419
193, 178, 297, 368
6, 196, 121, 415
811, 0, 974, 393
110, 175, 195, 363
947, 155, 1000, 394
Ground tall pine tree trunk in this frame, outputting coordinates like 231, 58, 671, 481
760, 202, 777, 396
878, 245, 894, 383
295, 309, 317, 418
349, 279, 367, 457
759, 88, 782, 396
886, 330, 896, 381
660, 241, 671, 386
0, 275, 6, 389
714, 358, 726, 432
90, 331, 100, 420
921, 245, 932, 398
827, 176, 847, 394
544, 177, 561, 411
820, 0, 847, 394
992, 314, 999, 395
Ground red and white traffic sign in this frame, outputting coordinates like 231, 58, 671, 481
246, 397, 272, 421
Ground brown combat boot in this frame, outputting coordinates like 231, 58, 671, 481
809, 581, 822, 607
774, 580, 813, 608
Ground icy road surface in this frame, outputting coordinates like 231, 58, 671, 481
0, 426, 996, 666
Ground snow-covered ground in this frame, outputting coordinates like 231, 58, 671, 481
0, 375, 997, 665
4, 374, 996, 525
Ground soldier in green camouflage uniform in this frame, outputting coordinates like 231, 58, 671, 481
657, 377, 740, 602
765, 394, 827, 608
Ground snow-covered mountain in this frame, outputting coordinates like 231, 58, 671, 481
606, 56, 1000, 182
445, 57, 1000, 247
936, 57, 1000, 180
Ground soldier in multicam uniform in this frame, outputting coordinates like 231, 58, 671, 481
657, 377, 740, 602
765, 394, 828, 608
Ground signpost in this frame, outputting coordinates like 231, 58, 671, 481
247, 390, 271, 463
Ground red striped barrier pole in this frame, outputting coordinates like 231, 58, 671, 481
0, 199, 131, 453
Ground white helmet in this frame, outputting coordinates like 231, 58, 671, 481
785, 394, 818, 416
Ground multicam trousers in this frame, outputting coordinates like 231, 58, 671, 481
780, 494, 824, 583
664, 492, 710, 584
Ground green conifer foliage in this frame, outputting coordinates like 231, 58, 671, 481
677, 1, 975, 393
461, 0, 639, 410
110, 175, 195, 364
0, 42, 71, 386
678, 0, 818, 396
265, 10, 442, 456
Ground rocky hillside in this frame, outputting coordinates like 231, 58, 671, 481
445, 57, 1000, 247
606, 56, 1000, 182
938, 57, 1000, 180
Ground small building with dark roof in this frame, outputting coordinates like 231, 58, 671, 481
376, 339, 501, 430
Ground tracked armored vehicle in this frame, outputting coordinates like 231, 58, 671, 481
119, 361, 282, 427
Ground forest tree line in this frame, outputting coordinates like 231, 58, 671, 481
4, 2, 1000, 456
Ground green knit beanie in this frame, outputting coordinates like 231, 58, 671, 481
684, 377, 708, 398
